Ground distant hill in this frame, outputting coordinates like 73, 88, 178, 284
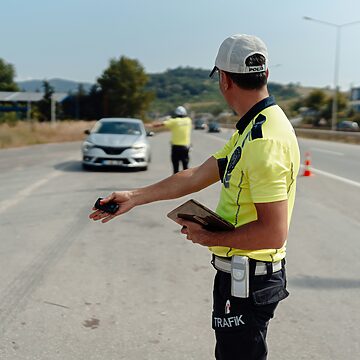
15, 68, 318, 117
145, 67, 301, 115
17, 78, 94, 93
146, 67, 225, 114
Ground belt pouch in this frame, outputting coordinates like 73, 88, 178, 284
230, 255, 249, 298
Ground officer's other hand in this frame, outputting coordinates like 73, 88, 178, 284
89, 191, 135, 223
175, 218, 216, 247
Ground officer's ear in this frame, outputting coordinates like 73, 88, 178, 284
219, 71, 232, 90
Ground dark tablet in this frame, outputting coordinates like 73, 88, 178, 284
167, 199, 234, 231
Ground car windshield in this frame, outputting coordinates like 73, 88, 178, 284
92, 122, 142, 135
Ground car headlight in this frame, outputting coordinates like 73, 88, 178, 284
82, 141, 95, 152
132, 143, 147, 150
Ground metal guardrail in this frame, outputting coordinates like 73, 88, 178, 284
218, 121, 360, 144
294, 128, 360, 144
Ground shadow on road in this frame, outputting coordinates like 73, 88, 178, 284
54, 161, 143, 173
290, 275, 360, 289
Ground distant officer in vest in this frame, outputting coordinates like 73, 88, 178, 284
165, 106, 192, 173
153, 106, 192, 173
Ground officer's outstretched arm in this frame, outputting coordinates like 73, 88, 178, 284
89, 157, 219, 223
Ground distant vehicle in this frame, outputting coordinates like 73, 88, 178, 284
208, 121, 221, 133
194, 119, 206, 130
82, 118, 152, 170
336, 120, 359, 132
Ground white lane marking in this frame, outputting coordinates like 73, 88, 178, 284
310, 148, 344, 156
0, 156, 76, 215
207, 133, 360, 188
0, 171, 62, 214
301, 165, 360, 188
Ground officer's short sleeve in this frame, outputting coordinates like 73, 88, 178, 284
212, 132, 237, 159
242, 139, 289, 203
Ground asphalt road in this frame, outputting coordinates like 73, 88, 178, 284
0, 129, 359, 360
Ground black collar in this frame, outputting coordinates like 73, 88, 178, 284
236, 96, 276, 134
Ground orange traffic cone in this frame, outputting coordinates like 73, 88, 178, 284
302, 152, 313, 177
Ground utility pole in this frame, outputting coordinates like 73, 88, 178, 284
303, 16, 360, 130
51, 94, 56, 125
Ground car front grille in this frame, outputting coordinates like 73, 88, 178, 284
94, 146, 131, 155
94, 158, 131, 164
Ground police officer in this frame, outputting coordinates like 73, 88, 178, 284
90, 34, 300, 360
165, 106, 192, 174
152, 105, 192, 173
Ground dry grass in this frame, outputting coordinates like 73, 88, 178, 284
0, 120, 96, 149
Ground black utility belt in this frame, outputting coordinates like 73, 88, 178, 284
171, 144, 190, 148
212, 255, 283, 298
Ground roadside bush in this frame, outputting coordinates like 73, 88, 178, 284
0, 112, 18, 126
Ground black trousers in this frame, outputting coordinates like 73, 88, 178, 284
171, 145, 189, 173
212, 259, 289, 360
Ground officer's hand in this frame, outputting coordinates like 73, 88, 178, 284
89, 191, 135, 223
148, 121, 164, 128
175, 218, 218, 247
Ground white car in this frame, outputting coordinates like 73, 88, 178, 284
82, 118, 152, 170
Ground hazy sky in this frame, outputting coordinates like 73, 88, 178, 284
2, 0, 360, 89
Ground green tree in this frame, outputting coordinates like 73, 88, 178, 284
322, 92, 348, 121
304, 89, 328, 111
0, 58, 19, 91
97, 56, 154, 118
75, 83, 87, 119
37, 81, 55, 121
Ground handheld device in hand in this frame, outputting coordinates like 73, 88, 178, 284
167, 199, 234, 231
94, 197, 119, 214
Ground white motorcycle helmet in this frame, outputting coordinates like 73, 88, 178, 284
174, 106, 187, 117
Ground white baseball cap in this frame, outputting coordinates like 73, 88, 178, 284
209, 34, 268, 77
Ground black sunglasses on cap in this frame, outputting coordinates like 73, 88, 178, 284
209, 66, 219, 78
